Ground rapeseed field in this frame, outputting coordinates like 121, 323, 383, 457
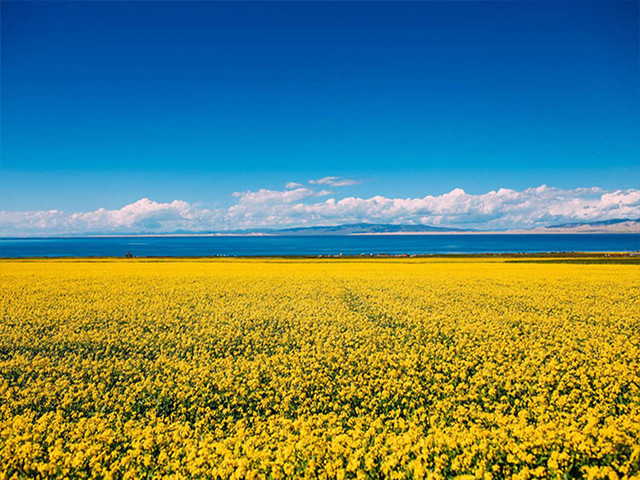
0, 258, 638, 479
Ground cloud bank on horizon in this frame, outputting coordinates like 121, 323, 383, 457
1, 181, 639, 235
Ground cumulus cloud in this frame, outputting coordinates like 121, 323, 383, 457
1, 186, 639, 235
232, 187, 319, 205
309, 176, 361, 187
0, 199, 218, 235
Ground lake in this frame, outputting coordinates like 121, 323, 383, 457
1, 234, 639, 258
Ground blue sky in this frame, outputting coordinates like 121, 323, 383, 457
1, 1, 638, 233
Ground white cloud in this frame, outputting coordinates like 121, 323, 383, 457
285, 182, 303, 189
309, 176, 361, 187
232, 187, 317, 204
0, 199, 218, 235
1, 186, 639, 235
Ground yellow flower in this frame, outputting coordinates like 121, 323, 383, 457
0, 257, 638, 478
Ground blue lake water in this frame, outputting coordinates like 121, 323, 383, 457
1, 234, 639, 257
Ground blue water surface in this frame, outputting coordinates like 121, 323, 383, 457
1, 234, 638, 258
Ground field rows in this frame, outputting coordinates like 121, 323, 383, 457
1, 259, 639, 479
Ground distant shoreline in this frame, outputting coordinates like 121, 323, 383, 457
351, 229, 640, 236
2, 230, 640, 239
2, 252, 639, 261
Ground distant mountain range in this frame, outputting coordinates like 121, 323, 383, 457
247, 219, 640, 235
22, 219, 639, 238
261, 219, 640, 235
540, 218, 640, 233
267, 223, 465, 235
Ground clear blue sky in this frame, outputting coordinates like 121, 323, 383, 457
2, 1, 638, 212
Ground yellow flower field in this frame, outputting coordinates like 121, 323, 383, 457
1, 258, 639, 479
